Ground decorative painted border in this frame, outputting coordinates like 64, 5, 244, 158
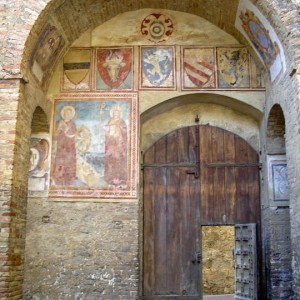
267, 155, 290, 206
93, 47, 134, 91
49, 93, 138, 200
139, 46, 176, 90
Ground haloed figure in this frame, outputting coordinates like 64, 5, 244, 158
104, 104, 128, 187
54, 105, 77, 185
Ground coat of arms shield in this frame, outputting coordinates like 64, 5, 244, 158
141, 46, 175, 89
97, 48, 132, 90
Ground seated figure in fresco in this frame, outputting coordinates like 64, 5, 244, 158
104, 104, 128, 188
54, 105, 77, 185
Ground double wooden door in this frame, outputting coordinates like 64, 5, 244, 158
143, 125, 260, 299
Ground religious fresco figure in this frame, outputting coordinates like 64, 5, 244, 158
104, 104, 128, 187
53, 105, 77, 185
28, 136, 50, 195
30, 24, 65, 85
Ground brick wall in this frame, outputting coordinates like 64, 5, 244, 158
23, 199, 139, 299
257, 0, 300, 298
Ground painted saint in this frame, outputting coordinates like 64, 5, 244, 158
104, 104, 128, 187
28, 137, 50, 194
53, 105, 77, 185
30, 24, 65, 85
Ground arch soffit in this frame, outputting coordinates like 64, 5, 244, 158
140, 93, 261, 152
20, 0, 291, 77
267, 103, 286, 123
141, 93, 263, 125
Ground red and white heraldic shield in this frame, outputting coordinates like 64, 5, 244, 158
97, 48, 132, 89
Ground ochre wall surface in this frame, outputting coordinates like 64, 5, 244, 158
202, 226, 235, 295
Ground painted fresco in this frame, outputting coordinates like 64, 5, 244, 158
30, 24, 65, 86
140, 46, 176, 90
28, 134, 50, 197
49, 93, 138, 199
267, 155, 289, 206
250, 57, 265, 89
96, 47, 133, 91
235, 0, 286, 82
141, 13, 174, 43
182, 47, 215, 90
62, 48, 91, 91
217, 47, 250, 88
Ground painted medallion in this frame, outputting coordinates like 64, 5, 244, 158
141, 13, 174, 43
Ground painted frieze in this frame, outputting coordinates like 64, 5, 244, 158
28, 134, 51, 197
217, 47, 250, 89
141, 13, 174, 43
235, 0, 286, 82
181, 47, 216, 90
49, 93, 138, 200
250, 57, 265, 89
30, 24, 65, 87
95, 47, 133, 91
62, 48, 91, 91
140, 46, 176, 90
267, 155, 289, 206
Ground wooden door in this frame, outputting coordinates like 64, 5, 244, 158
143, 127, 201, 299
143, 125, 260, 299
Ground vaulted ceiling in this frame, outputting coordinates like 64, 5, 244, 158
24, 0, 254, 67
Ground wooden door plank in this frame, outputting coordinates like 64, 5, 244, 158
144, 144, 155, 164
166, 130, 178, 164
188, 173, 201, 295
166, 168, 181, 294
178, 127, 190, 163
165, 129, 180, 294
211, 127, 225, 223
179, 168, 191, 295
224, 130, 237, 224
144, 145, 156, 296
200, 126, 214, 225
154, 136, 167, 295
154, 167, 167, 295
188, 126, 197, 162
155, 136, 167, 164
144, 167, 155, 296
235, 137, 250, 223
247, 147, 260, 224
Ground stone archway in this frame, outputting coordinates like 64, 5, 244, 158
264, 104, 293, 298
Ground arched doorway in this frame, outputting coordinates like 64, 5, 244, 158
143, 125, 261, 299
265, 104, 293, 297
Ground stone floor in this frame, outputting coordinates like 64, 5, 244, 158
203, 294, 234, 300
